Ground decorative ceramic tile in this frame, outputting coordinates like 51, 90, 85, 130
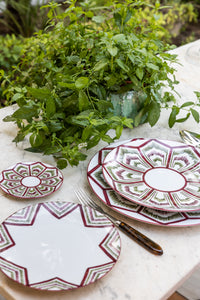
87, 140, 200, 226
0, 162, 63, 199
0, 201, 121, 291
102, 139, 200, 212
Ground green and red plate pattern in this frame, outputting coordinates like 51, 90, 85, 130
87, 139, 200, 226
0, 162, 63, 199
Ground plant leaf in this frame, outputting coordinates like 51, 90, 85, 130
168, 106, 179, 128
75, 77, 89, 89
93, 59, 109, 72
116, 59, 129, 72
78, 90, 90, 111
146, 63, 159, 71
57, 159, 68, 169
12, 93, 23, 102
27, 87, 51, 100
29, 132, 43, 147
148, 102, 160, 126
136, 68, 144, 80
190, 108, 200, 123
107, 45, 118, 57
92, 16, 105, 23
180, 101, 194, 108
12, 105, 38, 120
46, 97, 56, 118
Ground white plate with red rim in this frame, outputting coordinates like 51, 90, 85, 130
0, 161, 63, 199
102, 138, 200, 212
0, 201, 121, 291
87, 140, 200, 227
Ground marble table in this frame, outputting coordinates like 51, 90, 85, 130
0, 40, 200, 300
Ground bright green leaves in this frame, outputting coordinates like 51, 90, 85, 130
168, 102, 200, 128
93, 59, 109, 72
11, 93, 23, 102
136, 68, 144, 80
107, 45, 118, 57
78, 90, 90, 111
75, 77, 89, 89
190, 108, 200, 123
116, 59, 129, 72
30, 132, 43, 147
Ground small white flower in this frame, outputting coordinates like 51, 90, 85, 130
78, 142, 87, 150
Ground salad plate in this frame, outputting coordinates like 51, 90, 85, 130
0, 201, 121, 291
0, 162, 63, 199
102, 138, 200, 212
87, 140, 200, 227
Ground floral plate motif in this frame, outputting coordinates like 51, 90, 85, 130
0, 162, 63, 199
102, 138, 200, 212
0, 201, 121, 291
87, 140, 200, 226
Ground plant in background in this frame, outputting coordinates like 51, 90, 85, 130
0, 34, 25, 106
1, 0, 200, 168
0, 0, 49, 37
143, 0, 198, 43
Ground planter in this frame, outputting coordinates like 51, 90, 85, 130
108, 90, 147, 125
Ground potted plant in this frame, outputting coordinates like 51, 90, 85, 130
1, 0, 199, 168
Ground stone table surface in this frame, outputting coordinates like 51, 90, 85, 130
0, 39, 200, 300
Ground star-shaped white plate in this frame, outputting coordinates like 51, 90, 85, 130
0, 201, 121, 291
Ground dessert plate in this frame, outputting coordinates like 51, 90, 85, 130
0, 162, 63, 199
0, 201, 121, 291
87, 140, 200, 227
102, 138, 200, 212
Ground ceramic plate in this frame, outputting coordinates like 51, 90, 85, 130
0, 162, 63, 199
102, 138, 200, 212
0, 201, 121, 291
87, 140, 200, 226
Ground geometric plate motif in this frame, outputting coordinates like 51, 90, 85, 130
0, 161, 63, 199
87, 140, 200, 227
81, 262, 116, 286
102, 139, 200, 212
0, 257, 28, 285
0, 201, 121, 291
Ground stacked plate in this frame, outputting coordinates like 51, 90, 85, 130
87, 138, 200, 227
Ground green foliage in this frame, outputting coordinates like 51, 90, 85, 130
0, 34, 25, 106
0, 34, 23, 70
1, 0, 199, 168
0, 0, 50, 37
143, 0, 198, 43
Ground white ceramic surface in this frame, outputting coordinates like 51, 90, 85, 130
0, 201, 121, 291
102, 138, 200, 212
